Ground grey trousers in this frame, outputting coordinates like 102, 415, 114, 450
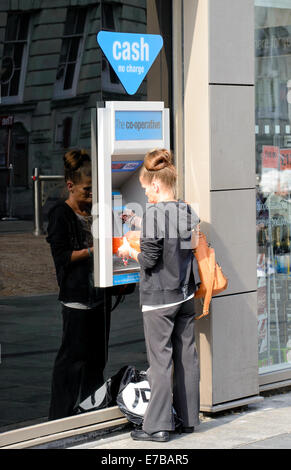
142, 298, 200, 434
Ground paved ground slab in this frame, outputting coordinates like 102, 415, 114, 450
68, 390, 291, 450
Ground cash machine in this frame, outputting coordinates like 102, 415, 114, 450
91, 101, 170, 287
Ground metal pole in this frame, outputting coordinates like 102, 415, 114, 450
8, 164, 13, 218
1, 163, 18, 221
33, 168, 42, 236
6, 127, 12, 217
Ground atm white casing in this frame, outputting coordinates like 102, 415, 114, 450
91, 101, 170, 287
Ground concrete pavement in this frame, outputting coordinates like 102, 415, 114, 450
2, 218, 291, 451
67, 388, 291, 449
0, 217, 148, 431
0, 219, 34, 233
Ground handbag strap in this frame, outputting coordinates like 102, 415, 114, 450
195, 248, 215, 320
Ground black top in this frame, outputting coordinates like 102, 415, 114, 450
46, 201, 104, 304
137, 201, 200, 306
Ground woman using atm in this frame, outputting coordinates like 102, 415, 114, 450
118, 148, 200, 443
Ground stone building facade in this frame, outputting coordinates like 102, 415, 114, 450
0, 0, 154, 218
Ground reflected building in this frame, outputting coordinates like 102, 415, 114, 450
255, 5, 291, 373
0, 0, 172, 437
0, 0, 171, 219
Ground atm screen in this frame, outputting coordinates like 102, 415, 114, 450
111, 162, 143, 286
115, 110, 163, 141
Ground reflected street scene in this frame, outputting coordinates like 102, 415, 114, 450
0, 221, 147, 430
0, 0, 172, 433
255, 3, 291, 373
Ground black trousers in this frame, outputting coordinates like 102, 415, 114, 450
48, 299, 111, 420
142, 298, 200, 434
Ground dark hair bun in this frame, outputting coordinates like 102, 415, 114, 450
144, 149, 173, 171
63, 149, 90, 172
63, 149, 91, 182
140, 148, 177, 191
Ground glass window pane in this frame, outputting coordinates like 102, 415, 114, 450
18, 13, 29, 40
76, 9, 86, 34
109, 62, 119, 84
9, 68, 20, 96
64, 9, 77, 35
255, 3, 291, 372
3, 43, 13, 58
54, 9, 85, 96
56, 63, 66, 81
13, 44, 24, 68
68, 37, 80, 62
5, 14, 19, 41
0, 82, 8, 97
59, 38, 70, 63
102, 3, 115, 30
64, 63, 75, 89
1, 56, 14, 84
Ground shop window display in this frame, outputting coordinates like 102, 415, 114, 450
0, 0, 172, 433
255, 0, 291, 372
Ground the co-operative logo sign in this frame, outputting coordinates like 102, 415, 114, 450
97, 31, 163, 95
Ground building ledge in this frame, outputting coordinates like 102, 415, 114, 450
0, 101, 37, 114
51, 94, 90, 109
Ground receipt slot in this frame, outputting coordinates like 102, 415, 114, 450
91, 101, 170, 287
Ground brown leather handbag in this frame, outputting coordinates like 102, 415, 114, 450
194, 232, 228, 320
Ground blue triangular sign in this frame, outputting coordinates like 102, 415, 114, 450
97, 31, 163, 95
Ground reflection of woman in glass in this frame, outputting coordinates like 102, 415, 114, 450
120, 208, 142, 231
118, 149, 200, 443
46, 149, 111, 420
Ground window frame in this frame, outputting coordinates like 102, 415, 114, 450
53, 107, 81, 150
100, 1, 126, 95
53, 7, 88, 100
1, 12, 31, 105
